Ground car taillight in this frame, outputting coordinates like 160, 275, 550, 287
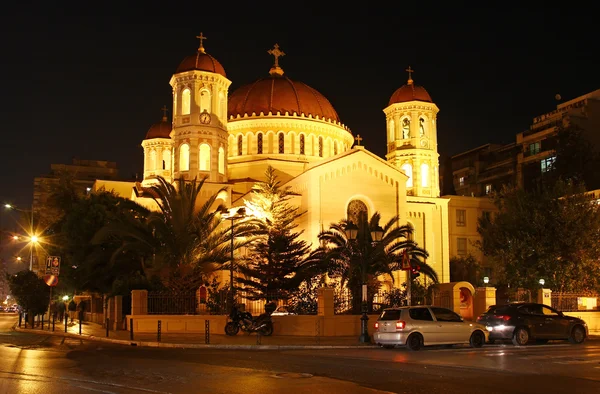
476, 316, 483, 322
396, 320, 406, 329
494, 315, 511, 321
374, 322, 379, 329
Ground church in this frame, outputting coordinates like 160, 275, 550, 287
95, 34, 451, 290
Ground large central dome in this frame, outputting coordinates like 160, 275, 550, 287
228, 44, 340, 122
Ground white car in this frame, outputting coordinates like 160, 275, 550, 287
373, 305, 489, 350
271, 306, 296, 316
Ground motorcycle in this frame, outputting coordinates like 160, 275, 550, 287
224, 305, 274, 336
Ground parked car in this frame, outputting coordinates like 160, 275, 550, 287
271, 306, 296, 316
476, 302, 588, 346
373, 306, 489, 351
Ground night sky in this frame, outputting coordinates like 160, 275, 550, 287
1, 3, 598, 208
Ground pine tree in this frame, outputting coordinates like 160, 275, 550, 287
236, 166, 317, 302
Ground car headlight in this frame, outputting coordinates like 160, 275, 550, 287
486, 326, 493, 332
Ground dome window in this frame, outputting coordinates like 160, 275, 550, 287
318, 136, 323, 157
278, 133, 284, 154
300, 134, 305, 155
257, 133, 263, 154
238, 135, 243, 156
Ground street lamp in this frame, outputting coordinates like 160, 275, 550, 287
221, 206, 249, 312
483, 276, 490, 285
539, 278, 545, 287
5, 203, 37, 271
345, 220, 384, 344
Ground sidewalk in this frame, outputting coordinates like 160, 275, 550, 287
13, 319, 376, 350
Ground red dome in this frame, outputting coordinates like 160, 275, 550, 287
388, 83, 433, 105
228, 74, 340, 122
145, 118, 171, 139
175, 51, 226, 77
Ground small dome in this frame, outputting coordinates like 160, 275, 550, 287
145, 112, 171, 139
389, 66, 433, 105
175, 34, 226, 77
228, 44, 340, 122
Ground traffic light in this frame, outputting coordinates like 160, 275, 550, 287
411, 264, 421, 279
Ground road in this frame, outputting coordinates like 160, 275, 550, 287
1, 314, 599, 393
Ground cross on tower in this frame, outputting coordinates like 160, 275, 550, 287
161, 105, 168, 121
196, 32, 207, 53
268, 44, 285, 68
355, 134, 363, 146
406, 66, 414, 84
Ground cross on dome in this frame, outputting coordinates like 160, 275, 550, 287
355, 134, 363, 146
196, 32, 207, 54
406, 66, 414, 85
268, 43, 285, 76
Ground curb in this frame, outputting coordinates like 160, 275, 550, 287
12, 326, 376, 350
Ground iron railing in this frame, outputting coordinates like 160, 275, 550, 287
551, 293, 599, 312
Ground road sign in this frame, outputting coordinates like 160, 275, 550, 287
46, 256, 61, 276
43, 274, 58, 287
401, 250, 411, 270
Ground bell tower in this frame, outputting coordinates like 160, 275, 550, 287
384, 67, 440, 198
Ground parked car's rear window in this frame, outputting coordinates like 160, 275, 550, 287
379, 309, 402, 321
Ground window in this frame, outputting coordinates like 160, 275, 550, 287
148, 150, 156, 170
401, 163, 413, 187
199, 143, 211, 171
162, 149, 171, 170
409, 308, 433, 321
456, 209, 466, 226
199, 89, 211, 115
257, 133, 263, 154
485, 184, 492, 195
388, 119, 395, 141
179, 143, 190, 171
402, 118, 410, 139
421, 163, 429, 187
430, 307, 462, 322
218, 147, 225, 174
419, 118, 425, 136
238, 135, 243, 156
300, 134, 305, 155
181, 88, 191, 115
541, 156, 555, 173
278, 133, 285, 153
529, 142, 541, 156
457, 237, 467, 256
318, 136, 323, 157
459, 176, 465, 186
333, 140, 337, 155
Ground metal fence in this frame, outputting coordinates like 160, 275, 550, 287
148, 292, 198, 315
551, 293, 599, 312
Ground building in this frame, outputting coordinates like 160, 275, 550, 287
94, 36, 452, 289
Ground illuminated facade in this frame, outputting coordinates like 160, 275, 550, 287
95, 36, 451, 286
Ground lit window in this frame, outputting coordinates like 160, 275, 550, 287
529, 142, 541, 156
148, 150, 156, 170
541, 156, 555, 173
456, 209, 466, 227
199, 143, 211, 171
218, 147, 225, 174
181, 89, 191, 115
162, 149, 171, 170
179, 144, 190, 171
457, 238, 467, 256
200, 89, 211, 114
401, 163, 413, 187
485, 184, 492, 195
459, 176, 465, 186
421, 163, 429, 187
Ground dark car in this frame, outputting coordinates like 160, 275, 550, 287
476, 302, 588, 346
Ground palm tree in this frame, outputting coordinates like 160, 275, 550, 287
316, 211, 437, 313
93, 175, 260, 293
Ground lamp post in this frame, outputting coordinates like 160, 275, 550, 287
221, 207, 248, 312
345, 220, 384, 344
5, 204, 37, 271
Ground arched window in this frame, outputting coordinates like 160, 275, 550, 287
219, 92, 226, 120
257, 133, 263, 154
347, 199, 368, 227
402, 118, 410, 139
318, 136, 323, 157
389, 119, 395, 141
218, 147, 225, 174
300, 134, 305, 155
148, 150, 156, 170
278, 133, 284, 153
199, 143, 211, 171
238, 135, 243, 156
179, 143, 190, 171
419, 117, 425, 136
162, 149, 171, 170
421, 163, 429, 187
333, 140, 338, 155
401, 163, 413, 187
181, 88, 191, 115
200, 89, 211, 115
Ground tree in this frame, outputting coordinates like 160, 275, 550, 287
8, 270, 49, 322
450, 254, 481, 284
316, 210, 437, 313
235, 166, 318, 302
477, 180, 600, 292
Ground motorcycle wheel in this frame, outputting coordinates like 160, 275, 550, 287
225, 322, 239, 336
258, 321, 274, 336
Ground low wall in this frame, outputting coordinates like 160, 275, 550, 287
564, 311, 600, 334
126, 314, 378, 337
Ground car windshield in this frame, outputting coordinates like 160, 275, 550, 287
379, 309, 402, 321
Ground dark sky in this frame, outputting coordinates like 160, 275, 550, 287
1, 3, 598, 208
